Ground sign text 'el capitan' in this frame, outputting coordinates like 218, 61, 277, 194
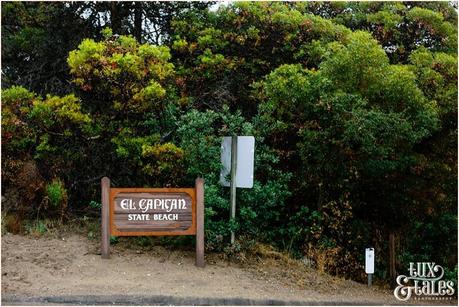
112, 191, 194, 235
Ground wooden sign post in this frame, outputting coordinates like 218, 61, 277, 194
101, 177, 205, 267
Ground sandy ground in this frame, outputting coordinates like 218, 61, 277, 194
1, 232, 456, 305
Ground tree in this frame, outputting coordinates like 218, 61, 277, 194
1, 1, 214, 95
255, 31, 441, 278
1, 2, 100, 95
170, 2, 352, 114
1, 85, 92, 218
300, 2, 457, 63
67, 31, 184, 188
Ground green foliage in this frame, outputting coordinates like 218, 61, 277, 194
141, 143, 185, 185
176, 107, 291, 251
254, 26, 446, 278
46, 179, 66, 208
134, 236, 154, 247
316, 1, 458, 62
1, 86, 92, 188
2, 2, 214, 95
400, 212, 457, 286
409, 48, 458, 122
27, 220, 48, 236
68, 34, 174, 114
444, 265, 458, 292
320, 31, 389, 97
367, 10, 402, 29
177, 110, 221, 179
24, 219, 58, 236
80, 215, 100, 241
406, 7, 456, 49
66, 33, 184, 189
1, 86, 37, 154
1, 2, 102, 95
170, 2, 352, 112
89, 201, 102, 210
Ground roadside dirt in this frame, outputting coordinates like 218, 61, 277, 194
1, 232, 455, 305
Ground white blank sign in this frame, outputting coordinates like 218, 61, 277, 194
365, 248, 375, 274
220, 136, 255, 188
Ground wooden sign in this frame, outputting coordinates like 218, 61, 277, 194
100, 177, 205, 267
111, 189, 196, 236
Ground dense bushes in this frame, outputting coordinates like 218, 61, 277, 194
1, 2, 457, 284
2, 85, 89, 224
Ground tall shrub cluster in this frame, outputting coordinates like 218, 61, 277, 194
2, 2, 457, 283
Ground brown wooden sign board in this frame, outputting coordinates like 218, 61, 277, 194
100, 177, 205, 267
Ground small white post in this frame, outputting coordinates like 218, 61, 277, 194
365, 247, 375, 287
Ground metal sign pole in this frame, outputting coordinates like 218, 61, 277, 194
230, 136, 237, 244
368, 273, 372, 287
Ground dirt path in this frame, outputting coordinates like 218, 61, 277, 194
1, 233, 454, 305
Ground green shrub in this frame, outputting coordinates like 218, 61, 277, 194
44, 179, 68, 222
24, 219, 55, 236
46, 179, 66, 208
444, 265, 458, 293
89, 201, 102, 210
177, 107, 293, 252
135, 236, 153, 247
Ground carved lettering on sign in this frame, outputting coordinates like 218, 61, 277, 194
110, 189, 196, 236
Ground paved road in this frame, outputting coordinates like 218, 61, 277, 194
2, 294, 394, 306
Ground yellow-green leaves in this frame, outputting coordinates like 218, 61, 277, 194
172, 38, 188, 52
199, 49, 225, 65
367, 10, 402, 29
320, 31, 389, 97
101, 27, 113, 39
409, 48, 458, 119
34, 94, 91, 125
138, 44, 171, 62
67, 33, 174, 114
197, 27, 225, 49
2, 86, 92, 163
406, 7, 446, 29
67, 39, 106, 73
118, 35, 137, 49
3, 87, 91, 130
141, 143, 185, 183
1, 85, 36, 105
2, 86, 37, 150
406, 7, 457, 49
256, 28, 441, 181
130, 80, 167, 111
271, 9, 304, 29
140, 81, 166, 100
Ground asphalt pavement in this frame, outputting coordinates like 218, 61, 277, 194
1, 294, 394, 306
